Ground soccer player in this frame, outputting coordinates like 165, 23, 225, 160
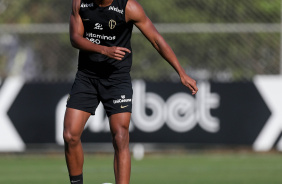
64, 0, 198, 184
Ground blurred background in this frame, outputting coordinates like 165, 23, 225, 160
1, 0, 282, 184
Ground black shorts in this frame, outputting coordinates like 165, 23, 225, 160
66, 71, 133, 117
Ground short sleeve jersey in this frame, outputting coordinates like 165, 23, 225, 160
78, 0, 133, 78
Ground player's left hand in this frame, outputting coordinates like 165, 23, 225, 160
180, 74, 198, 95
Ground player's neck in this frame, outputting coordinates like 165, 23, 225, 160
94, 0, 113, 7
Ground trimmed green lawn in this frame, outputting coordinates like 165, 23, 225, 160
0, 153, 281, 184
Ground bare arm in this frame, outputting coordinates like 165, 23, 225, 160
69, 0, 131, 60
126, 0, 198, 95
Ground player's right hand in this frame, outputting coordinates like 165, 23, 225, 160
103, 46, 131, 61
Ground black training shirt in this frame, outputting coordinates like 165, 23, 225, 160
78, 0, 133, 78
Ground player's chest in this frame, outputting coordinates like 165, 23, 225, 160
80, 6, 125, 32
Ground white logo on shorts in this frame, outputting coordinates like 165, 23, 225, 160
113, 95, 131, 104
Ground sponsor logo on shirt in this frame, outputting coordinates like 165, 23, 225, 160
85, 32, 116, 44
108, 6, 124, 14
94, 23, 103, 30
81, 3, 94, 8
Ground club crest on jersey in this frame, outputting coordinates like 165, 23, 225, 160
109, 19, 117, 29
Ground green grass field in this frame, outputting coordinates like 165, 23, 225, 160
0, 153, 281, 184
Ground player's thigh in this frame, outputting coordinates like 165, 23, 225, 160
109, 112, 131, 134
64, 107, 91, 137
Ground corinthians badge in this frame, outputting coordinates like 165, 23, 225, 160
109, 19, 116, 29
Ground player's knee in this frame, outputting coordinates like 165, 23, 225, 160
63, 130, 81, 146
112, 129, 129, 151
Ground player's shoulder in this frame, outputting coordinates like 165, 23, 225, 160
125, 0, 146, 22
72, 0, 82, 6
72, 0, 82, 12
126, 0, 142, 10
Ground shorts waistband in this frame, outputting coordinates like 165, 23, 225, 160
77, 70, 130, 79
